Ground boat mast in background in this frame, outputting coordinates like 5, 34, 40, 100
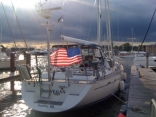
127, 27, 136, 53
36, 1, 62, 81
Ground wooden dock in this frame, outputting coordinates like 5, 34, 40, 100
127, 66, 156, 117
0, 71, 20, 83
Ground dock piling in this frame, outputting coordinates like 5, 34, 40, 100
10, 52, 15, 72
146, 52, 149, 68
10, 81, 15, 92
26, 52, 31, 66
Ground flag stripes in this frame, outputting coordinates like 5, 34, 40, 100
50, 48, 82, 66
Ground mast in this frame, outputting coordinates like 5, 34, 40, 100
127, 27, 136, 53
97, 0, 101, 45
131, 27, 134, 53
0, 26, 2, 42
105, 0, 112, 58
0, 27, 1, 52
36, 2, 61, 81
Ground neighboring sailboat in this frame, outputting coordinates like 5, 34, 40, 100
0, 30, 25, 70
0, 47, 26, 70
133, 8, 156, 69
17, 0, 126, 112
119, 28, 139, 58
133, 55, 156, 68
0, 47, 10, 70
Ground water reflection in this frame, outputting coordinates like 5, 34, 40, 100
0, 81, 29, 117
0, 81, 122, 117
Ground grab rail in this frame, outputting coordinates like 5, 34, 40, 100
151, 99, 156, 117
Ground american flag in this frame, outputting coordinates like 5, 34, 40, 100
50, 47, 82, 66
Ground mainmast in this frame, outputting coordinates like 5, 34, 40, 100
36, 1, 61, 81
97, 0, 101, 45
0, 16, 1, 44
105, 0, 112, 58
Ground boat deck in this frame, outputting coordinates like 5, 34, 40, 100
127, 66, 156, 117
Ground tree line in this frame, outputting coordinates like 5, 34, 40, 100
113, 42, 139, 51
0, 45, 35, 52
1, 42, 138, 52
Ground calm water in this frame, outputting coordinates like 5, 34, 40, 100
0, 57, 133, 117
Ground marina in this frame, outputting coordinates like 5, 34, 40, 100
0, 57, 155, 116
127, 66, 156, 117
0, 0, 155, 117
0, 57, 128, 117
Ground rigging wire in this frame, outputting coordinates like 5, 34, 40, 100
10, 0, 29, 51
1, 2, 18, 50
78, 0, 83, 40
140, 8, 156, 51
58, 0, 67, 38
87, 0, 96, 41
84, 0, 87, 40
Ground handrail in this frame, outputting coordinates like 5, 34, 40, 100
151, 99, 156, 117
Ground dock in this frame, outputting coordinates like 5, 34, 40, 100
0, 71, 20, 92
0, 71, 20, 83
127, 66, 156, 117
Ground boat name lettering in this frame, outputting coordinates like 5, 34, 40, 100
41, 88, 65, 95
38, 104, 48, 108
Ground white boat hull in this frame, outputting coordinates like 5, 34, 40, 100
21, 71, 122, 112
133, 56, 156, 68
0, 61, 10, 69
119, 54, 134, 58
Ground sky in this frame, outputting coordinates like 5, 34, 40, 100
0, 0, 156, 47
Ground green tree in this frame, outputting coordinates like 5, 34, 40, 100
0, 45, 6, 52
133, 46, 138, 51
113, 46, 119, 50
119, 43, 132, 51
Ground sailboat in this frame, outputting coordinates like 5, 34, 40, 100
0, 30, 25, 70
118, 28, 146, 58
0, 47, 26, 70
17, 0, 126, 112
0, 36, 26, 70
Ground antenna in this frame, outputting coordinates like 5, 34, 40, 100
36, 1, 62, 81
36, 1, 61, 19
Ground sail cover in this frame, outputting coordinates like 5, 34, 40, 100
61, 35, 98, 46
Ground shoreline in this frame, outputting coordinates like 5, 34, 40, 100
1, 41, 155, 49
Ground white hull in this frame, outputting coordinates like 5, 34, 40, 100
21, 70, 122, 112
119, 51, 146, 58
133, 56, 156, 67
119, 54, 134, 58
0, 61, 10, 69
